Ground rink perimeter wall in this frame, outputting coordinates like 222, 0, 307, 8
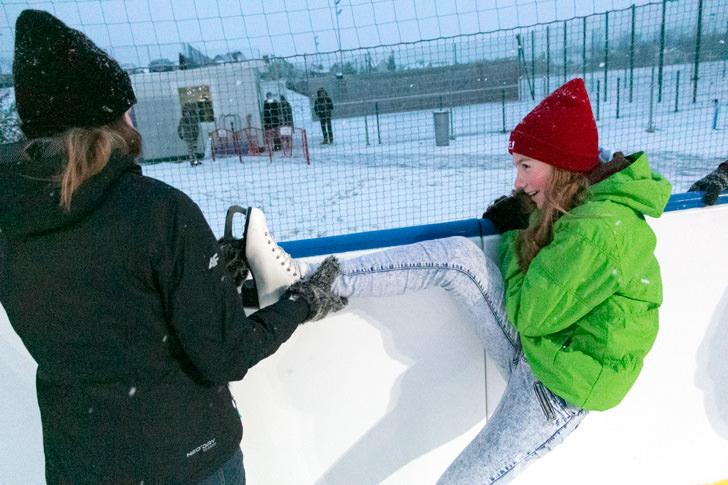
1, 192, 727, 484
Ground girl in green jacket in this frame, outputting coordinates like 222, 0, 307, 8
244, 78, 672, 484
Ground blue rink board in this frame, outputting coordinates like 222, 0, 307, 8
280, 191, 728, 258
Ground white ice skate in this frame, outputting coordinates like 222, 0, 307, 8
244, 207, 304, 308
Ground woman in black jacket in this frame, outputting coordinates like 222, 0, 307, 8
313, 88, 334, 144
0, 10, 344, 484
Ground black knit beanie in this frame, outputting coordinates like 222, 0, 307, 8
13, 10, 137, 138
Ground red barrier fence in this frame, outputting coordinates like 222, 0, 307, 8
209, 126, 309, 165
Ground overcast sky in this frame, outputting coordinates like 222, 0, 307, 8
0, 0, 671, 71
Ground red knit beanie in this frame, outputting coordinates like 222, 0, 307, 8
508, 78, 599, 172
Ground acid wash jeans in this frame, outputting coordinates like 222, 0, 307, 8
317, 236, 588, 484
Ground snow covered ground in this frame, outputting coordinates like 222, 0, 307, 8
142, 61, 728, 242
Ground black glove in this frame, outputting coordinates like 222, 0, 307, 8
587, 151, 631, 185
482, 189, 536, 233
285, 256, 348, 321
688, 161, 728, 206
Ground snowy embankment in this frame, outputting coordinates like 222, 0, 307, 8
2, 194, 727, 485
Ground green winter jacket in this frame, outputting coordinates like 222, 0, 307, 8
498, 152, 672, 411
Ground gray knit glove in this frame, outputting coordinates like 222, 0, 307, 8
285, 256, 348, 321
689, 161, 728, 206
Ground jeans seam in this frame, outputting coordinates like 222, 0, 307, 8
340, 262, 520, 350
489, 409, 586, 484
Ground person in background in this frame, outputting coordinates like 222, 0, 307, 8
0, 10, 345, 484
278, 95, 294, 152
178, 103, 202, 166
279, 95, 293, 127
262, 92, 281, 151
688, 160, 728, 205
314, 87, 334, 145
242, 78, 672, 484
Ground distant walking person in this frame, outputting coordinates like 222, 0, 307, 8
280, 95, 293, 127
314, 88, 334, 145
279, 95, 294, 152
263, 92, 282, 151
177, 104, 202, 166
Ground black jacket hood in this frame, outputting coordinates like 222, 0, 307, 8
0, 139, 140, 237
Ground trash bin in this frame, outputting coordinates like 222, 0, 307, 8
433, 110, 450, 147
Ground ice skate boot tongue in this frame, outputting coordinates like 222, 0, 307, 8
244, 207, 302, 308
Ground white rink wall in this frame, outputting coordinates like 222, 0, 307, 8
2, 203, 728, 484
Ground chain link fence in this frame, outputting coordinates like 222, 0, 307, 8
1, 0, 727, 240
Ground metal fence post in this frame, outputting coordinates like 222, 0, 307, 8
648, 65, 656, 133
675, 71, 680, 113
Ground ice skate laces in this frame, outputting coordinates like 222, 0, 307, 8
265, 230, 300, 277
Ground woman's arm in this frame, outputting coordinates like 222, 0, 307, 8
500, 220, 622, 337
155, 193, 309, 384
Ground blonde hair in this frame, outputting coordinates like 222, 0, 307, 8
514, 167, 590, 272
57, 117, 141, 210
